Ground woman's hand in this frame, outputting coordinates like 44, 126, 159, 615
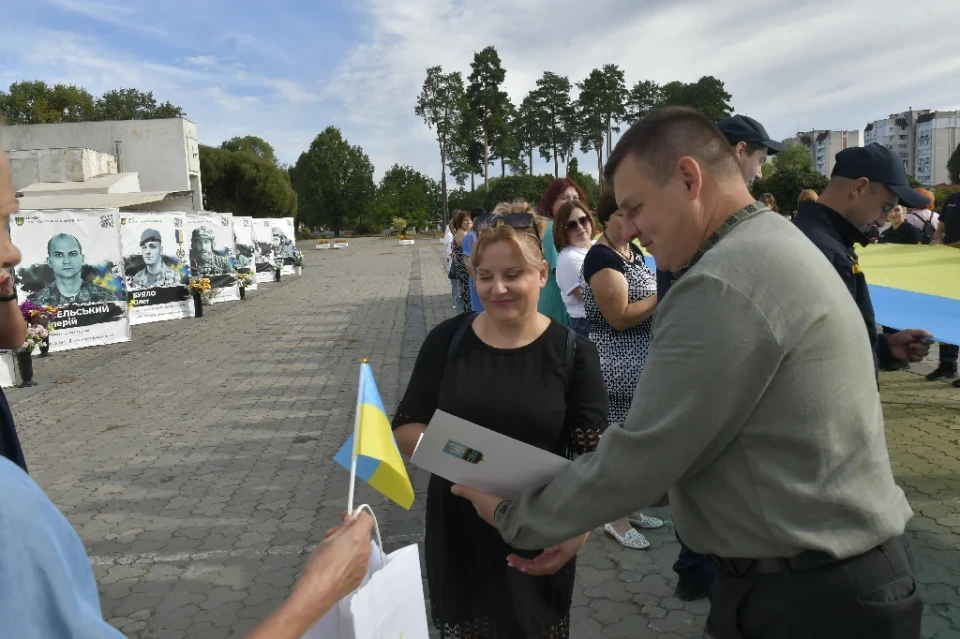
0, 269, 15, 297
506, 533, 589, 576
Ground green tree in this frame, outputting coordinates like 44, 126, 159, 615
221, 136, 278, 165
96, 88, 185, 120
597, 64, 628, 159
751, 167, 828, 216
659, 76, 733, 122
447, 105, 485, 192
0, 80, 98, 123
774, 143, 813, 173
199, 144, 297, 218
906, 174, 923, 189
576, 69, 608, 192
947, 144, 960, 184
528, 72, 575, 177
289, 126, 375, 235
373, 164, 439, 232
415, 66, 465, 222
625, 80, 663, 123
566, 158, 600, 208
481, 174, 555, 212
489, 96, 521, 179
466, 46, 509, 189
514, 93, 543, 175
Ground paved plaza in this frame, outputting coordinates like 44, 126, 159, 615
7, 237, 960, 638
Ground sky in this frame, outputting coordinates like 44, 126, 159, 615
5, 0, 960, 184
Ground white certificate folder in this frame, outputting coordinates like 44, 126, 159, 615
410, 410, 571, 498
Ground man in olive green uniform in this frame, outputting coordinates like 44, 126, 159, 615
189, 227, 234, 276
33, 234, 118, 306
131, 229, 181, 289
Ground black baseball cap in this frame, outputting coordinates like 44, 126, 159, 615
716, 115, 786, 154
831, 143, 929, 210
139, 228, 162, 246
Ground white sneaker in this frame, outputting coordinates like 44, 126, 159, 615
604, 523, 650, 550
629, 513, 664, 529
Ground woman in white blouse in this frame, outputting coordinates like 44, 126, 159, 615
553, 200, 595, 337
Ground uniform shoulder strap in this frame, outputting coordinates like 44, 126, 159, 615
446, 312, 480, 365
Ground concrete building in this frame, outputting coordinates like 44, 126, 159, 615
0, 118, 202, 210
789, 130, 861, 176
915, 111, 960, 187
864, 110, 929, 175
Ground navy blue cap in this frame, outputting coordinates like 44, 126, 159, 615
716, 115, 786, 154
831, 143, 929, 210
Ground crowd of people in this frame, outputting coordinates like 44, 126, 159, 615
433, 108, 947, 639
1, 101, 956, 638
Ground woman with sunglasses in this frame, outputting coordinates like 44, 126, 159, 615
553, 200, 595, 337
579, 192, 664, 548
391, 201, 606, 639
536, 178, 587, 327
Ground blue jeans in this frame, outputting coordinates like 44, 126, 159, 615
568, 316, 589, 337
674, 531, 717, 593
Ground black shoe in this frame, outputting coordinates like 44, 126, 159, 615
882, 361, 909, 372
927, 369, 959, 381
674, 580, 710, 601
952, 378, 960, 388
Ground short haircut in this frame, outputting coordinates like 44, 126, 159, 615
451, 210, 471, 231
798, 189, 819, 204
604, 107, 740, 186
595, 192, 620, 225
743, 141, 768, 155
47, 233, 82, 255
538, 178, 586, 218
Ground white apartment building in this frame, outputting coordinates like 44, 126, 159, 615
914, 111, 960, 187
0, 118, 202, 210
863, 110, 928, 175
790, 129, 861, 176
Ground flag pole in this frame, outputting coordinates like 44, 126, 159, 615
347, 357, 366, 515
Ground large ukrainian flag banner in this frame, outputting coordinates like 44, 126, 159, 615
334, 361, 414, 510
858, 244, 960, 345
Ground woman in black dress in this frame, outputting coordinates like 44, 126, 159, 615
451, 210, 473, 313
392, 204, 607, 638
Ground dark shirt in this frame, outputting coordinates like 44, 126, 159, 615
794, 200, 892, 371
656, 269, 673, 303
879, 223, 923, 245
942, 192, 960, 245
0, 388, 26, 472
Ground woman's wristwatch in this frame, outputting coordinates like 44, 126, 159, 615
0, 293, 17, 302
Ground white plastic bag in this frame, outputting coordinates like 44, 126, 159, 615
303, 507, 430, 639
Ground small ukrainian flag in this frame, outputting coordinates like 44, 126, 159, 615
334, 361, 414, 510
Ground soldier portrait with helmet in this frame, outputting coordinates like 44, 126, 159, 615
189, 226, 236, 277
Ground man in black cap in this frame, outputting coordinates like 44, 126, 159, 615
795, 142, 933, 372
716, 114, 786, 185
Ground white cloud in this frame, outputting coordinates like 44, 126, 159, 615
328, 0, 960, 181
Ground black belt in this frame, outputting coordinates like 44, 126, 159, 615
708, 549, 842, 577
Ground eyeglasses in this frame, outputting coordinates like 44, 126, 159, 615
565, 216, 592, 232
488, 212, 542, 246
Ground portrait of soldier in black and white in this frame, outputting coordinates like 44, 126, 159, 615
32, 234, 118, 306
131, 228, 181, 289
272, 226, 295, 258
189, 226, 235, 276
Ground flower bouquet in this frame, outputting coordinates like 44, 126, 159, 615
188, 277, 214, 316
274, 257, 284, 281
237, 271, 254, 299
20, 300, 58, 356
293, 250, 304, 274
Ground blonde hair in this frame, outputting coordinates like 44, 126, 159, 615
473, 200, 547, 272
798, 189, 819, 204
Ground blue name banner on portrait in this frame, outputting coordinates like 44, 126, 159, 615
12, 209, 131, 353
119, 211, 194, 325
